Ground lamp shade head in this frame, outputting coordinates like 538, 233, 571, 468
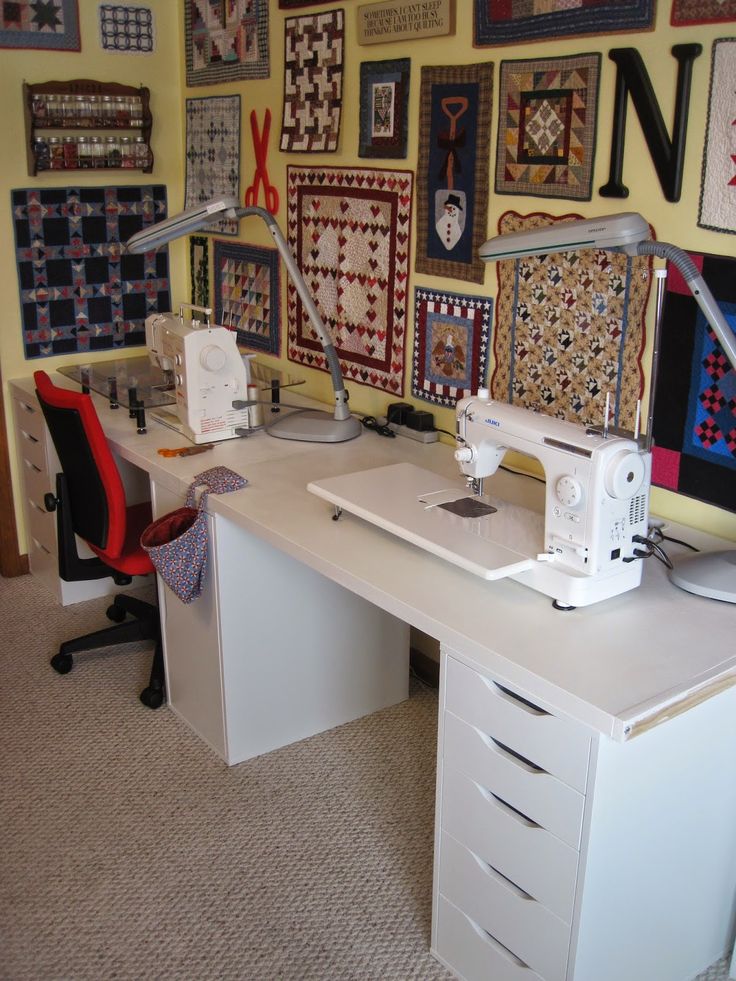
125, 196, 241, 253
480, 212, 651, 262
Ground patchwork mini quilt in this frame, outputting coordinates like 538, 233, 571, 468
415, 63, 493, 284
280, 9, 344, 153
99, 5, 154, 53
491, 211, 651, 431
12, 185, 170, 358
495, 54, 601, 201
213, 240, 280, 356
286, 166, 413, 396
359, 58, 410, 159
474, 0, 654, 45
185, 96, 241, 236
698, 38, 736, 235
651, 252, 736, 513
185, 0, 269, 85
412, 288, 492, 408
671, 1, 736, 25
0, 0, 80, 49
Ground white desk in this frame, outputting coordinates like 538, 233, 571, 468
14, 374, 736, 981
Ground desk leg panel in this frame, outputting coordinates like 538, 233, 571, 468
214, 514, 410, 765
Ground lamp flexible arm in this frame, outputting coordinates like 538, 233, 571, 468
234, 206, 351, 422
635, 241, 736, 370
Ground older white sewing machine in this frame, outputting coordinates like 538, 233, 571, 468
145, 309, 253, 443
308, 395, 652, 608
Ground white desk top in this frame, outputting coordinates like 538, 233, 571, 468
14, 375, 735, 742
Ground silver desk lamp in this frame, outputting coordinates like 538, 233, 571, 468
126, 197, 361, 444
479, 212, 736, 604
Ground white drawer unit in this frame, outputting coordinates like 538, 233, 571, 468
434, 649, 593, 981
10, 379, 121, 606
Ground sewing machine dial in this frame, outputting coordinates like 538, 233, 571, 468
200, 344, 227, 373
555, 475, 583, 507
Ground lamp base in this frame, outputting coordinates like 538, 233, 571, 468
266, 408, 362, 443
668, 549, 736, 604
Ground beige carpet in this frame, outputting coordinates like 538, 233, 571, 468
0, 573, 730, 981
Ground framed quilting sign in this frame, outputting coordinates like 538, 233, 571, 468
651, 252, 736, 513
415, 63, 493, 284
286, 165, 413, 396
411, 287, 492, 408
12, 185, 170, 359
491, 211, 651, 431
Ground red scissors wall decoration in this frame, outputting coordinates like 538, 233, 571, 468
245, 109, 279, 215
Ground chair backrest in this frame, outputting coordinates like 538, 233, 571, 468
33, 371, 127, 559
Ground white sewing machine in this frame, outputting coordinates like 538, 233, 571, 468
145, 309, 252, 443
453, 394, 652, 606
309, 395, 652, 609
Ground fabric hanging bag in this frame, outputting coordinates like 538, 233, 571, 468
141, 466, 247, 604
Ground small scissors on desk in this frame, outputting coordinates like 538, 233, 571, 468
245, 109, 279, 214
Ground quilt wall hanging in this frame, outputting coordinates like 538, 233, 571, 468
473, 0, 654, 45
415, 63, 493, 285
671, 1, 736, 25
184, 0, 269, 85
286, 166, 413, 396
698, 38, 736, 235
280, 9, 344, 153
213, 240, 280, 356
190, 236, 209, 309
185, 96, 241, 237
359, 58, 410, 159
1, 0, 80, 49
651, 252, 736, 513
491, 211, 651, 431
12, 185, 170, 359
411, 287, 492, 409
99, 5, 154, 53
495, 53, 601, 202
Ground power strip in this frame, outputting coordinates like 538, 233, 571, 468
388, 422, 438, 443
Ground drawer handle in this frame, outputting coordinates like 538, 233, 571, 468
469, 849, 534, 901
474, 728, 545, 775
21, 429, 40, 445
464, 912, 529, 968
484, 678, 548, 717
24, 459, 43, 474
474, 781, 539, 829
32, 537, 52, 556
17, 400, 37, 415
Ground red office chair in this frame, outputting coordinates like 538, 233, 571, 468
33, 371, 165, 709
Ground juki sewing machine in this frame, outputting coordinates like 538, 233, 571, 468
309, 393, 652, 609
453, 392, 652, 607
145, 308, 254, 443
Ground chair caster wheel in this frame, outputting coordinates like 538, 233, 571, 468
140, 686, 165, 710
51, 652, 73, 674
106, 604, 126, 623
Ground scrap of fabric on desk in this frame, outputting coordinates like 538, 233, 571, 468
491, 210, 651, 431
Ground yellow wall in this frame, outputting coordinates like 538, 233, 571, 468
3, 0, 735, 553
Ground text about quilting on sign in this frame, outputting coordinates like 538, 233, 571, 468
358, 0, 454, 42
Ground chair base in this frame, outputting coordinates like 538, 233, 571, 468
51, 593, 166, 709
